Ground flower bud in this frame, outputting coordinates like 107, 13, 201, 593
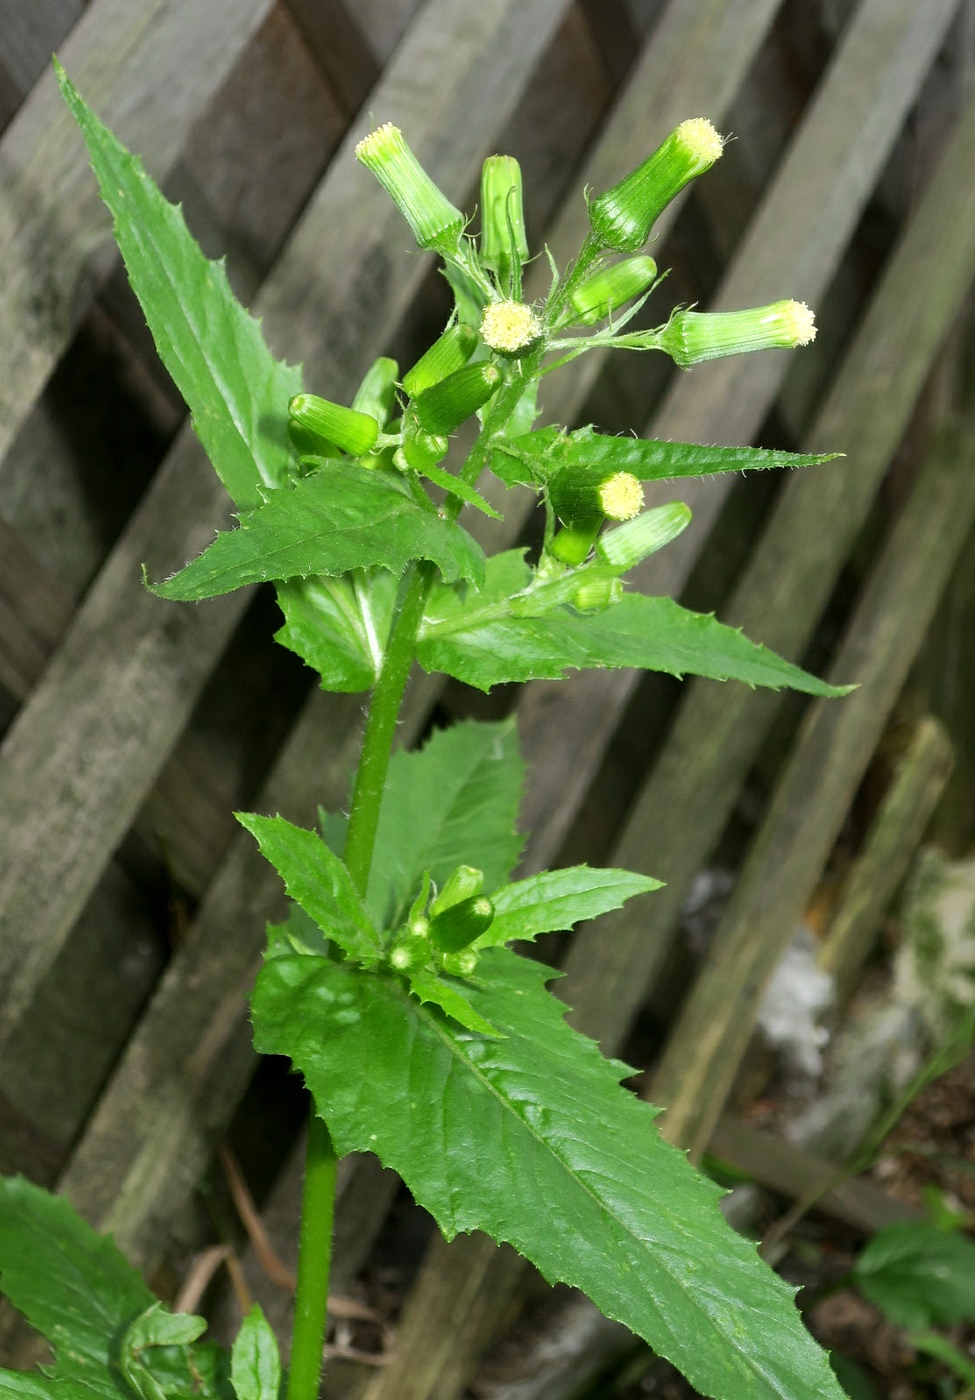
550, 518, 602, 567
288, 393, 379, 458
429, 894, 495, 953
588, 118, 723, 252
429, 865, 485, 919
568, 256, 657, 325
572, 576, 624, 614
396, 413, 449, 472
355, 123, 465, 255
660, 300, 816, 368
403, 325, 479, 399
480, 300, 541, 355
439, 947, 479, 977
550, 465, 644, 526
596, 501, 692, 570
352, 357, 399, 427
389, 929, 431, 972
414, 361, 501, 436
480, 155, 529, 278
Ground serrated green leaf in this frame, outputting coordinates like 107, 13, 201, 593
420, 460, 502, 518
274, 570, 398, 692
236, 815, 382, 966
230, 1306, 280, 1400
365, 720, 524, 931
151, 465, 485, 600
477, 866, 662, 948
121, 1304, 207, 1400
0, 1372, 110, 1399
853, 1222, 975, 1330
251, 949, 845, 1400
407, 969, 501, 1036
419, 553, 850, 696
490, 426, 838, 489
57, 64, 299, 510
0, 1175, 152, 1391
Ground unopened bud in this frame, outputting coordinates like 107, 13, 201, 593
355, 123, 464, 255
390, 929, 430, 972
429, 894, 495, 953
550, 465, 644, 526
596, 502, 692, 570
396, 413, 449, 472
568, 256, 657, 325
480, 300, 541, 355
288, 393, 379, 457
480, 155, 529, 279
660, 300, 816, 368
550, 518, 602, 567
402, 325, 478, 399
414, 361, 501, 436
439, 947, 479, 977
352, 357, 399, 427
572, 576, 624, 614
588, 118, 723, 252
430, 865, 485, 919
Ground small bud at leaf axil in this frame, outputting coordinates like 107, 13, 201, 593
572, 576, 624, 614
588, 118, 723, 252
389, 930, 431, 972
660, 300, 816, 368
439, 948, 480, 977
596, 502, 692, 571
568, 256, 658, 326
352, 357, 400, 427
355, 123, 465, 256
402, 325, 479, 399
429, 894, 495, 953
396, 413, 449, 472
429, 865, 485, 919
288, 394, 380, 458
551, 518, 603, 567
414, 362, 501, 436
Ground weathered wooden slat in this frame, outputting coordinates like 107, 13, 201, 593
516, 0, 962, 873
0, 0, 84, 101
818, 715, 954, 1003
649, 418, 975, 1156
283, 0, 382, 116
0, 0, 575, 1067
0, 0, 276, 467
558, 84, 975, 1054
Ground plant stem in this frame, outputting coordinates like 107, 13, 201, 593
343, 560, 436, 896
286, 1112, 338, 1400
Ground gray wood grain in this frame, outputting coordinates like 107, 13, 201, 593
516, 0, 962, 873
0, 0, 575, 1064
0, 0, 276, 467
649, 419, 975, 1155
558, 85, 975, 1055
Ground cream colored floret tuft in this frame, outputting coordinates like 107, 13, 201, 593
480, 300, 540, 353
675, 118, 724, 167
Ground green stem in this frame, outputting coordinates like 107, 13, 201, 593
286, 1113, 338, 1400
343, 560, 436, 895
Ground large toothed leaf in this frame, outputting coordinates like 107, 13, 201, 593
478, 865, 662, 948
365, 720, 524, 931
236, 814, 382, 966
151, 465, 486, 600
252, 948, 845, 1400
58, 64, 299, 510
419, 552, 850, 696
490, 425, 839, 489
275, 570, 398, 692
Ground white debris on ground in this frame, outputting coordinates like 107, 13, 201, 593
786, 849, 975, 1160
756, 923, 834, 1080
681, 868, 735, 956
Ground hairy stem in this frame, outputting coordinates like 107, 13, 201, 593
286, 1113, 338, 1400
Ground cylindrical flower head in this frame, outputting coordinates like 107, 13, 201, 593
660, 300, 816, 368
550, 465, 644, 526
429, 865, 485, 919
572, 577, 624, 614
440, 948, 479, 977
288, 393, 379, 458
352, 357, 399, 427
402, 324, 478, 398
480, 300, 541, 355
480, 155, 529, 273
588, 118, 724, 252
429, 895, 495, 954
569, 256, 658, 325
414, 361, 501, 436
355, 123, 465, 256
596, 501, 692, 570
